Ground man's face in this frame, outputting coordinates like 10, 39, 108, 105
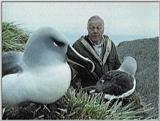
87, 19, 104, 43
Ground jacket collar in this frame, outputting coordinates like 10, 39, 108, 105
80, 35, 112, 65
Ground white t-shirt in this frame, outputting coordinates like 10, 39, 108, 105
93, 41, 104, 59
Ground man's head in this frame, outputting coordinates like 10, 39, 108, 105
87, 15, 104, 44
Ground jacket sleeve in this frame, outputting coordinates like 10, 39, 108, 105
112, 43, 121, 70
66, 42, 83, 71
67, 41, 94, 72
66, 42, 84, 89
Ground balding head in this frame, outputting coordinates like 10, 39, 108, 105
87, 15, 104, 44
87, 15, 104, 27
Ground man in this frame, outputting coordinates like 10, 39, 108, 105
67, 15, 121, 88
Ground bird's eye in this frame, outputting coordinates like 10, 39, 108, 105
53, 40, 66, 47
53, 42, 58, 47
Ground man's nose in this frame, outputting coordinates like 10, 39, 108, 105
93, 28, 98, 33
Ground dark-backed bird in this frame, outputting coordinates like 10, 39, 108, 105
95, 56, 137, 101
2, 27, 95, 105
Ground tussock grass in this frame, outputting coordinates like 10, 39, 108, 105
62, 88, 153, 120
2, 22, 29, 52
2, 88, 154, 120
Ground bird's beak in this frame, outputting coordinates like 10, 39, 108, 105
66, 45, 95, 72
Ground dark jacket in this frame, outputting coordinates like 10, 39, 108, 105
67, 35, 121, 88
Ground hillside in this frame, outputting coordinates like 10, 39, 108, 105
117, 37, 159, 117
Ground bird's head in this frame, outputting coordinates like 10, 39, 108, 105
118, 56, 137, 76
23, 27, 69, 66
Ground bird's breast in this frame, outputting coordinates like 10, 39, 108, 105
23, 63, 71, 103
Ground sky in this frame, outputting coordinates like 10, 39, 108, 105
2, 2, 159, 45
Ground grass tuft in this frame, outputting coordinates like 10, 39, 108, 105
2, 22, 29, 52
2, 87, 154, 120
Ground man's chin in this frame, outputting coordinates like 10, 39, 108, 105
91, 39, 100, 44
91, 37, 101, 41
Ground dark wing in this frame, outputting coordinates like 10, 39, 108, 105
96, 70, 134, 96
2, 51, 23, 77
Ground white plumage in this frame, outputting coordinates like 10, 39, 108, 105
2, 27, 71, 105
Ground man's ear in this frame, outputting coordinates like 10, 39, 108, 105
102, 27, 104, 34
87, 25, 90, 31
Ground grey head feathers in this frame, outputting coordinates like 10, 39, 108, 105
23, 27, 69, 67
118, 56, 137, 76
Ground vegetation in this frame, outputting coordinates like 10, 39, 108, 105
2, 88, 154, 120
2, 22, 29, 51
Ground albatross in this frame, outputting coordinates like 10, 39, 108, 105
2, 27, 95, 105
95, 56, 137, 101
